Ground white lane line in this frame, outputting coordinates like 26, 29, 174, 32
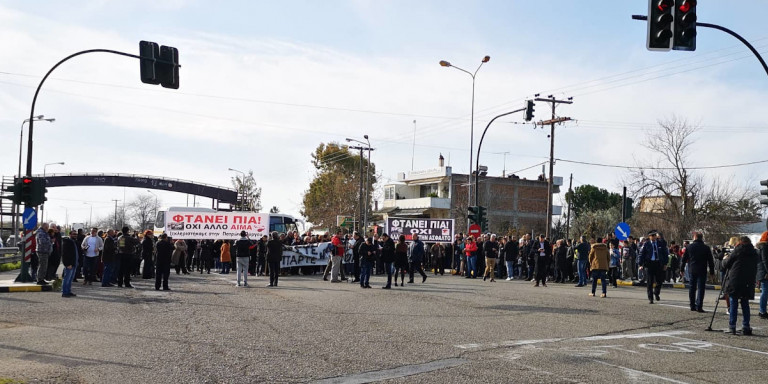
456, 338, 563, 350
579, 330, 691, 341
456, 330, 692, 350
667, 335, 768, 357
592, 360, 691, 384
310, 358, 467, 384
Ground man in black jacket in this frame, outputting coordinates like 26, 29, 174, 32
266, 231, 283, 287
61, 230, 79, 298
154, 234, 174, 291
234, 231, 252, 287
503, 236, 519, 281
530, 234, 551, 287
351, 232, 362, 283
116, 227, 139, 288
680, 232, 715, 312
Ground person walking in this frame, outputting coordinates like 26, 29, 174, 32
638, 231, 669, 304
680, 232, 715, 312
483, 235, 499, 282
141, 231, 155, 279
408, 234, 427, 284
34, 223, 52, 286
722, 236, 759, 335
234, 231, 251, 287
589, 238, 610, 297
756, 231, 768, 320
394, 235, 409, 286
60, 230, 80, 298
266, 231, 283, 287
464, 236, 478, 279
116, 227, 139, 288
351, 232, 362, 283
380, 233, 395, 289
154, 234, 173, 291
101, 230, 118, 287
220, 240, 232, 274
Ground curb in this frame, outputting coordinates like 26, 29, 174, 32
0, 285, 53, 293
616, 279, 721, 290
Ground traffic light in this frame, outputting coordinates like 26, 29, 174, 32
4, 181, 21, 205
15, 177, 47, 206
647, 0, 674, 51
468, 206, 479, 224
623, 198, 634, 220
139, 41, 160, 85
20, 177, 34, 205
478, 206, 488, 232
673, 0, 697, 51
140, 40, 180, 88
33, 178, 48, 206
524, 100, 535, 122
760, 180, 768, 206
158, 45, 179, 89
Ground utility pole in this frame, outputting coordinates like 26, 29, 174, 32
535, 95, 573, 239
565, 173, 573, 241
350, 146, 365, 234
622, 186, 627, 223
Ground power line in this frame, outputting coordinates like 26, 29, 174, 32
555, 158, 768, 170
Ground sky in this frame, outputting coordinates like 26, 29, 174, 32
1, 0, 767, 229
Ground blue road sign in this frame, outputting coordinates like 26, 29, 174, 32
22, 207, 37, 230
614, 222, 630, 241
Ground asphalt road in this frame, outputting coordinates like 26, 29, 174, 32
0, 269, 766, 384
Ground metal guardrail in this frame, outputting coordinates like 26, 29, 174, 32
0, 248, 22, 264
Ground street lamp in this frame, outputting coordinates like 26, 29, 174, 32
228, 168, 246, 211
147, 190, 158, 230
40, 161, 64, 223
439, 55, 490, 223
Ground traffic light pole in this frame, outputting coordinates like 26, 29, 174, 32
18, 47, 178, 284
633, 16, 768, 78
474, 108, 525, 208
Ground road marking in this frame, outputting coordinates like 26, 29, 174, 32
592, 360, 690, 384
310, 358, 467, 384
579, 330, 691, 341
455, 330, 692, 350
667, 335, 768, 357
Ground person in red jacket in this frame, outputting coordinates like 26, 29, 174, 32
464, 236, 478, 278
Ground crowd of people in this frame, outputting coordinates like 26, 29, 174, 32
20, 221, 767, 335
321, 228, 767, 335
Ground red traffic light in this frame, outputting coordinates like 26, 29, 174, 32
657, 0, 673, 11
679, 0, 695, 13
22, 178, 33, 184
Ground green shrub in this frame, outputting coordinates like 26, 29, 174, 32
0, 261, 21, 272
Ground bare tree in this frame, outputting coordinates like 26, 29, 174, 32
232, 170, 263, 212
128, 194, 161, 231
628, 116, 759, 241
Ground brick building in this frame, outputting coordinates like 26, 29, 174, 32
378, 155, 560, 235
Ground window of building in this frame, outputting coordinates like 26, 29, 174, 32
384, 186, 395, 200
420, 184, 438, 198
